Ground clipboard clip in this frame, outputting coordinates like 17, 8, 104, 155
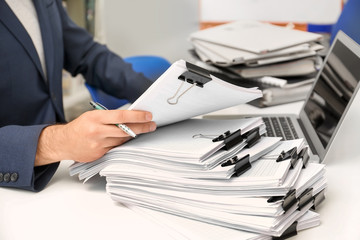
167, 62, 212, 105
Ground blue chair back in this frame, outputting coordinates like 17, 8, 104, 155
330, 0, 360, 44
86, 55, 171, 109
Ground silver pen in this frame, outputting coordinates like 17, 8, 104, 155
89, 101, 137, 138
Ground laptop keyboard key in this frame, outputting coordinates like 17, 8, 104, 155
262, 116, 298, 140
287, 117, 299, 139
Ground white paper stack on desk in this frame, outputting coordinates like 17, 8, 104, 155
69, 60, 326, 238
99, 133, 326, 237
131, 205, 321, 240
189, 20, 325, 107
70, 117, 268, 181
70, 117, 326, 238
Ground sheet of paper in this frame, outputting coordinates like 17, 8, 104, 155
128, 60, 262, 127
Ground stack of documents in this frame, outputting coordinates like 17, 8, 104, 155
70, 117, 267, 181
189, 20, 323, 67
189, 20, 325, 107
70, 118, 326, 238
70, 60, 325, 238
131, 205, 321, 240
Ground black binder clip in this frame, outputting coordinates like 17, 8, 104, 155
221, 155, 239, 167
268, 189, 297, 212
167, 62, 212, 105
276, 147, 299, 169
272, 221, 298, 240
298, 188, 314, 210
221, 154, 251, 172
312, 188, 326, 210
213, 129, 243, 151
281, 189, 298, 212
213, 130, 231, 142
243, 127, 261, 148
178, 62, 212, 88
232, 154, 251, 177
297, 147, 310, 168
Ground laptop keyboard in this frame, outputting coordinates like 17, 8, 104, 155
263, 116, 299, 140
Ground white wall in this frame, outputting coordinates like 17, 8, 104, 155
100, 0, 199, 63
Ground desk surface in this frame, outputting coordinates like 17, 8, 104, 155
1, 101, 360, 240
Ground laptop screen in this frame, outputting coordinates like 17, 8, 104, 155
303, 32, 360, 151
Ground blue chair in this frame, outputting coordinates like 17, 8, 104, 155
86, 55, 171, 109
330, 0, 360, 44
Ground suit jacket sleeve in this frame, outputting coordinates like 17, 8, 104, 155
0, 124, 59, 192
0, 1, 153, 192
56, 0, 153, 103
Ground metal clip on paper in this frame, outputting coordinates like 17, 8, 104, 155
277, 146, 310, 169
212, 129, 243, 151
267, 187, 326, 213
213, 128, 261, 151
312, 188, 326, 210
167, 62, 212, 105
297, 188, 314, 210
221, 154, 251, 177
276, 147, 299, 169
297, 187, 325, 211
243, 127, 261, 148
298, 147, 310, 168
272, 221, 298, 240
267, 189, 297, 212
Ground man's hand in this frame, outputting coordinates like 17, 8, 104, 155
35, 110, 156, 166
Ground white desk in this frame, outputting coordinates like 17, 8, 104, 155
1, 101, 360, 240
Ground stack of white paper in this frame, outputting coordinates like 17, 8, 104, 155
68, 59, 326, 237
100, 145, 326, 237
69, 117, 268, 181
188, 20, 325, 107
70, 117, 326, 238
130, 205, 321, 240
189, 20, 323, 67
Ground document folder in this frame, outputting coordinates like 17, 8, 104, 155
190, 20, 323, 54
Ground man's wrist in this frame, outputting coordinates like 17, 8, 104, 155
35, 125, 64, 166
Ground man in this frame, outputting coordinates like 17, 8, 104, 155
0, 0, 157, 191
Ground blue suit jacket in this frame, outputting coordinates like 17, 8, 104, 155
0, 0, 152, 191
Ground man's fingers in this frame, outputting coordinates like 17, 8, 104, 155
93, 109, 153, 124
94, 121, 157, 138
125, 122, 157, 134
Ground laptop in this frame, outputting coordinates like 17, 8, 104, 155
207, 31, 360, 163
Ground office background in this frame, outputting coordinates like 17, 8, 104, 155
3, 1, 360, 239
63, 0, 200, 120
63, 0, 343, 120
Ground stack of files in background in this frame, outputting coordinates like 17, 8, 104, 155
189, 20, 325, 107
70, 117, 326, 238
